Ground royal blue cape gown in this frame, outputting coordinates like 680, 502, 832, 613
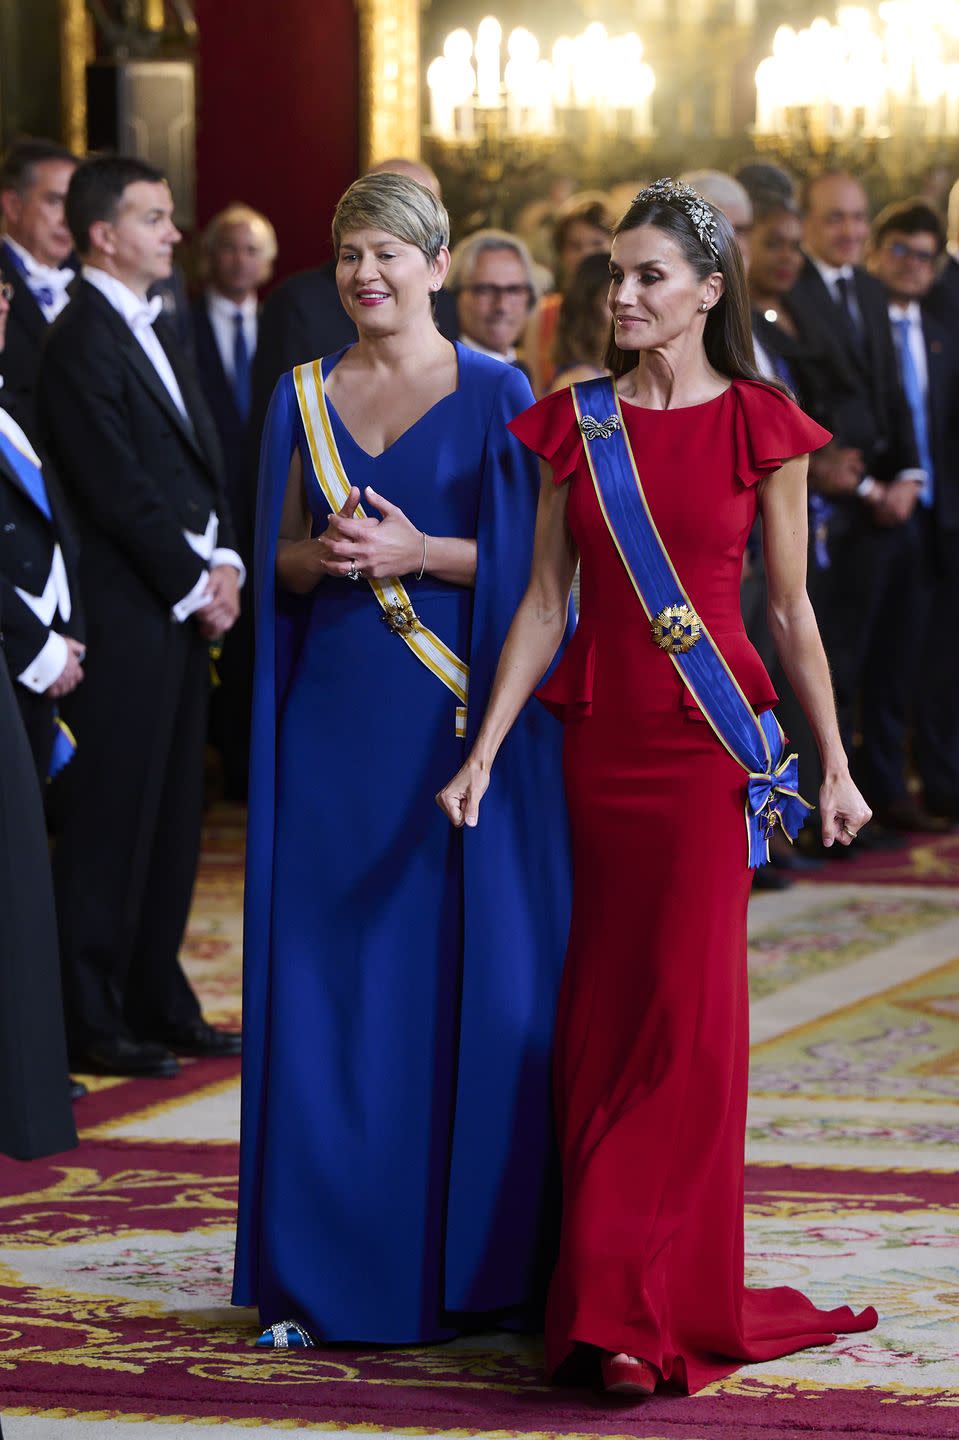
233, 343, 572, 1341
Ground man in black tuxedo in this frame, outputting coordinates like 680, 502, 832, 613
0, 263, 85, 783
0, 138, 78, 435
39, 155, 244, 1078
192, 203, 276, 798
866, 199, 959, 824
789, 171, 928, 824
0, 261, 86, 1115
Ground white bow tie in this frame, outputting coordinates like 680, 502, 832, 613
132, 296, 165, 330
24, 259, 75, 291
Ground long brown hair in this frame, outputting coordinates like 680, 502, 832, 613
603, 190, 772, 386
553, 251, 612, 373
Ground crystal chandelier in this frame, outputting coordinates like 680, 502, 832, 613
754, 2, 959, 142
425, 17, 656, 145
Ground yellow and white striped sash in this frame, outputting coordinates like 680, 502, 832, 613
293, 360, 469, 737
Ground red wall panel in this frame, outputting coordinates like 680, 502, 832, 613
193, 0, 359, 283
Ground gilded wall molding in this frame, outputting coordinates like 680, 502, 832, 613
354, 0, 421, 169
58, 0, 89, 153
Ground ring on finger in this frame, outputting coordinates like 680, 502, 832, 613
347, 559, 360, 582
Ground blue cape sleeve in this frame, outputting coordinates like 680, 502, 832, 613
233, 371, 307, 1304
444, 363, 573, 1312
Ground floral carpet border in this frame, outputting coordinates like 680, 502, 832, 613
0, 1148, 955, 1439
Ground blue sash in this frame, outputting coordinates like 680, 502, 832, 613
0, 429, 51, 520
49, 712, 77, 779
572, 375, 812, 867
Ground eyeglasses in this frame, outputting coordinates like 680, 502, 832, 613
886, 241, 938, 264
459, 283, 533, 304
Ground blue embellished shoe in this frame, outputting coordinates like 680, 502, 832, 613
255, 1319, 315, 1349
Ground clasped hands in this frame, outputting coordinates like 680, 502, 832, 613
809, 446, 921, 526
48, 635, 86, 698
196, 564, 241, 639
315, 485, 423, 581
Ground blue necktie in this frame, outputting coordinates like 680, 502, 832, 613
893, 317, 934, 507
232, 311, 251, 421
0, 429, 51, 519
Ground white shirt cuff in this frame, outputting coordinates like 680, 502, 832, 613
856, 476, 878, 499
211, 547, 247, 588
894, 468, 927, 485
18, 630, 69, 693
171, 570, 212, 623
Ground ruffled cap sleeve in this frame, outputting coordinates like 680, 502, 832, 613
507, 386, 583, 486
731, 378, 832, 488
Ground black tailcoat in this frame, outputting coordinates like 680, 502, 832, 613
0, 242, 55, 438
0, 599, 76, 1159
0, 407, 83, 778
38, 279, 235, 1051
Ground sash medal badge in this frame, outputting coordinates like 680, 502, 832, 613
652, 603, 702, 655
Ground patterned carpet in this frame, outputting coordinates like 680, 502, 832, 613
806, 829, 959, 887
1, 807, 957, 1440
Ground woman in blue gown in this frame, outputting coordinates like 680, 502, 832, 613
233, 172, 571, 1342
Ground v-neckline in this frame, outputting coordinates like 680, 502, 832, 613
323, 343, 462, 461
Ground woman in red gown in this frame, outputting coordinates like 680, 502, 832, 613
437, 180, 877, 1398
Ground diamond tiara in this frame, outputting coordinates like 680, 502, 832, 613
633, 178, 721, 261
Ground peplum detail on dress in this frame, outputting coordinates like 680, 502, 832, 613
728, 377, 832, 488
679, 630, 778, 721
537, 630, 596, 720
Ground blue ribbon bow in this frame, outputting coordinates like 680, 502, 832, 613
747, 750, 809, 867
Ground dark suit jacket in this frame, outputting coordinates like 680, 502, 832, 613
926, 252, 959, 328
0, 406, 83, 679
787, 257, 918, 484
752, 298, 857, 433
920, 303, 959, 533
0, 242, 58, 439
37, 281, 235, 642
191, 295, 253, 556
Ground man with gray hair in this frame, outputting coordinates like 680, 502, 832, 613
680, 170, 753, 265
448, 229, 540, 369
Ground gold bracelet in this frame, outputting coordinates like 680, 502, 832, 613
416, 531, 428, 581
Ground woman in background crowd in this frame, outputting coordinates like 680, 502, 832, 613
526, 192, 614, 394
548, 252, 612, 393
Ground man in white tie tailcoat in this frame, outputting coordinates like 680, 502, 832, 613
39, 155, 244, 1079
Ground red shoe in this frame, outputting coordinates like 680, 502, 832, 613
601, 1352, 658, 1396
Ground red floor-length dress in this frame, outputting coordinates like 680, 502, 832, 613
509, 377, 878, 1395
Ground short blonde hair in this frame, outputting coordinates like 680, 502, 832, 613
202, 203, 278, 265
332, 172, 449, 261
